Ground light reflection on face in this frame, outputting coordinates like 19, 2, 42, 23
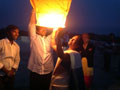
36, 26, 53, 36
68, 36, 79, 46
9, 29, 19, 40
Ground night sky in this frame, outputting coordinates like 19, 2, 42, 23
0, 0, 120, 36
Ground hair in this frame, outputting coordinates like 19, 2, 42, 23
5, 25, 19, 37
6, 25, 19, 33
82, 33, 90, 39
74, 35, 83, 52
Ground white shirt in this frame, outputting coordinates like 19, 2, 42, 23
28, 25, 54, 75
0, 38, 20, 70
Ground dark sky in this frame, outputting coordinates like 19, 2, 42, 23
0, 0, 120, 35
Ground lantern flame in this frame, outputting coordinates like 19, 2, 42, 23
30, 0, 72, 30
36, 13, 66, 29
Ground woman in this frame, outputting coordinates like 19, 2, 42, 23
50, 30, 85, 90
80, 33, 95, 90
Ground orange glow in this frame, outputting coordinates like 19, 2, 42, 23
30, 0, 72, 29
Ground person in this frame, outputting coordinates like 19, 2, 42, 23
0, 25, 20, 90
103, 33, 117, 72
80, 33, 95, 90
50, 30, 85, 90
27, 9, 55, 90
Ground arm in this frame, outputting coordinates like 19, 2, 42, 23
51, 29, 71, 69
12, 46, 20, 71
28, 9, 36, 39
51, 29, 66, 59
51, 30, 57, 51
0, 62, 3, 69
57, 32, 64, 59
0, 40, 4, 69
0, 40, 10, 75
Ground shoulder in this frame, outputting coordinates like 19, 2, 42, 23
0, 38, 6, 41
61, 53, 71, 64
64, 50, 81, 60
61, 53, 71, 66
65, 50, 80, 55
0, 39, 4, 47
0, 38, 7, 44
64, 53, 70, 59
0, 39, 3, 43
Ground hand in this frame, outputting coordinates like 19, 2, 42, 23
7, 69, 15, 77
55, 29, 62, 45
89, 48, 93, 51
56, 28, 64, 38
2, 67, 9, 74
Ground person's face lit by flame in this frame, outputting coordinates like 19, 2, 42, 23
68, 36, 81, 51
36, 26, 48, 36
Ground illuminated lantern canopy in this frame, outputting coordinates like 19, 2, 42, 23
30, 0, 72, 29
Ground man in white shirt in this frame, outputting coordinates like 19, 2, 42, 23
27, 10, 55, 90
0, 25, 20, 90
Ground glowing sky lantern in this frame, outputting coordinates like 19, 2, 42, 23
30, 0, 72, 29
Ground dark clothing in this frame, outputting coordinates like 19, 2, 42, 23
0, 75, 14, 90
103, 42, 115, 72
30, 71, 52, 90
80, 42, 95, 67
69, 68, 85, 90
104, 52, 111, 71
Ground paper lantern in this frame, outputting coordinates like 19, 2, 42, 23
30, 0, 72, 29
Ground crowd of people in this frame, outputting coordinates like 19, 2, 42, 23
0, 9, 120, 90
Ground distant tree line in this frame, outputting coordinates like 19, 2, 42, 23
89, 33, 120, 43
69, 32, 120, 43
0, 28, 6, 39
0, 28, 120, 43
0, 28, 28, 39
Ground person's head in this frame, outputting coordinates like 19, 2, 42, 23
6, 25, 19, 41
36, 26, 53, 36
68, 35, 82, 51
82, 33, 90, 44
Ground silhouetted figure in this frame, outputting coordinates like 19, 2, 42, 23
103, 33, 116, 72
80, 33, 95, 90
